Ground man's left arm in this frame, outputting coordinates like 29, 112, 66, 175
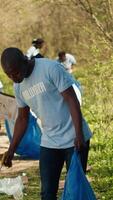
61, 86, 84, 150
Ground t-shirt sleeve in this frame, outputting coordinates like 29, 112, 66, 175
14, 84, 27, 108
49, 62, 74, 93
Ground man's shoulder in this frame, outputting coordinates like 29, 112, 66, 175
36, 58, 59, 67
66, 53, 74, 59
66, 53, 76, 64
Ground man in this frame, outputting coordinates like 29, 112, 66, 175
57, 51, 76, 74
1, 47, 91, 200
26, 38, 45, 59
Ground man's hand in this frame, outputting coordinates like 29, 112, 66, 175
2, 150, 14, 168
2, 106, 30, 168
74, 134, 85, 151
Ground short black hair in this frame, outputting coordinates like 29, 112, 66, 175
1, 47, 25, 72
58, 51, 66, 58
32, 38, 44, 45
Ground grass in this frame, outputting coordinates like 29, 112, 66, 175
0, 166, 65, 200
75, 61, 113, 199
0, 60, 113, 199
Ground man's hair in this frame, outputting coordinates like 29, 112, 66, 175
32, 38, 44, 47
58, 51, 66, 58
1, 47, 26, 71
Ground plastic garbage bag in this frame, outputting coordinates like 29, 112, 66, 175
0, 176, 24, 200
72, 79, 83, 106
5, 112, 41, 159
61, 152, 96, 200
72, 83, 82, 106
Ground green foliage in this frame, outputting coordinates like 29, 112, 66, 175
74, 59, 113, 199
0, 68, 13, 95
0, 1, 113, 199
0, 0, 112, 66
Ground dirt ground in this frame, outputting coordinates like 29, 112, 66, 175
0, 124, 39, 176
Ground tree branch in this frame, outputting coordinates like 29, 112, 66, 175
107, 0, 113, 20
76, 0, 113, 45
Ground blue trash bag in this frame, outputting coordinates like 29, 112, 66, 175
5, 113, 41, 159
61, 152, 96, 200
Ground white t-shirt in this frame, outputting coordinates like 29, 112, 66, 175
61, 53, 76, 73
26, 46, 39, 59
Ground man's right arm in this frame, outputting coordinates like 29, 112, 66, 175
4, 106, 30, 167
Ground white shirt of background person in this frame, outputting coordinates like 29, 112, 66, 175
26, 46, 39, 60
62, 53, 76, 74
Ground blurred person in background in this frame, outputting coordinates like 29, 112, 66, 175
26, 38, 45, 59
57, 51, 76, 74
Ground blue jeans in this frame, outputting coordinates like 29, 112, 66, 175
39, 141, 89, 200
